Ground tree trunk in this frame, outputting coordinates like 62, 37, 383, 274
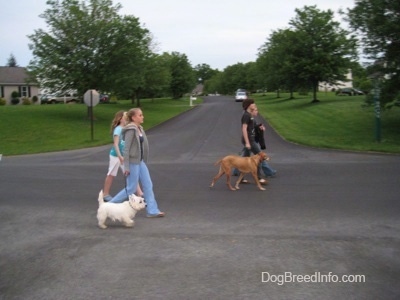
311, 81, 320, 103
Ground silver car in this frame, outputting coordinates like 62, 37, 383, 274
235, 91, 247, 102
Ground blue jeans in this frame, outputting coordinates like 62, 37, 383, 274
109, 161, 161, 215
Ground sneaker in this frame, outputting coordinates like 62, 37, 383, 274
146, 212, 165, 218
103, 195, 113, 202
269, 170, 277, 178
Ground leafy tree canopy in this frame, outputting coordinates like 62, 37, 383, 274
288, 6, 358, 102
165, 52, 195, 99
27, 0, 152, 96
345, 0, 400, 105
257, 6, 357, 102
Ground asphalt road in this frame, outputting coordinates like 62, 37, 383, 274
1, 95, 399, 300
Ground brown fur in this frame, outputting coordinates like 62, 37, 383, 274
209, 152, 269, 191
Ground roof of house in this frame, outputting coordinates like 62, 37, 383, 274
0, 66, 38, 85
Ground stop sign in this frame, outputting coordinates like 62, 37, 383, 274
84, 89, 100, 107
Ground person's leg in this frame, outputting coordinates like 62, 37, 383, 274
136, 184, 143, 197
103, 155, 120, 201
243, 147, 251, 157
261, 161, 277, 177
250, 145, 276, 177
248, 141, 265, 179
109, 163, 139, 203
138, 161, 161, 215
103, 175, 114, 200
249, 142, 277, 177
233, 147, 246, 176
236, 147, 252, 183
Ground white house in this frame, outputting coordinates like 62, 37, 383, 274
319, 69, 353, 92
0, 66, 39, 104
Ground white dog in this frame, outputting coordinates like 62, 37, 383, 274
97, 190, 146, 229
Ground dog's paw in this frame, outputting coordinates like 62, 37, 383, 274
98, 224, 107, 229
259, 187, 266, 191
124, 220, 134, 227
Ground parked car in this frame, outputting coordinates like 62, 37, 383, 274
99, 94, 110, 103
41, 92, 80, 104
336, 88, 364, 96
235, 91, 248, 102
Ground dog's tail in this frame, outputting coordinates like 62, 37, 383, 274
98, 190, 104, 206
214, 159, 222, 166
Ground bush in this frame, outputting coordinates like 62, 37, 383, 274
11, 98, 20, 105
110, 95, 118, 103
11, 91, 20, 105
0, 98, 6, 105
384, 93, 400, 110
32, 95, 38, 103
11, 91, 19, 98
22, 97, 32, 105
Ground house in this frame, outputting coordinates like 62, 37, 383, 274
319, 69, 353, 92
0, 66, 39, 104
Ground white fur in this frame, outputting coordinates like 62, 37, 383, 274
97, 190, 146, 229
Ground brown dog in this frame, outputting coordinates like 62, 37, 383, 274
209, 152, 269, 191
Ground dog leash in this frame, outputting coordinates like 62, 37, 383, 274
124, 174, 129, 199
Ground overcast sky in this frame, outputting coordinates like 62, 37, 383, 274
0, 0, 356, 70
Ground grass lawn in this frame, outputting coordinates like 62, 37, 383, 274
1, 93, 399, 156
254, 92, 400, 154
0, 98, 200, 156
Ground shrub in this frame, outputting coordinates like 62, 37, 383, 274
22, 97, 32, 105
11, 91, 19, 98
110, 95, 118, 103
11, 98, 20, 105
32, 95, 38, 103
0, 98, 6, 105
384, 93, 400, 110
11, 91, 20, 105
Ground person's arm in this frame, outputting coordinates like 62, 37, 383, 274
242, 123, 250, 149
113, 134, 123, 163
122, 129, 134, 175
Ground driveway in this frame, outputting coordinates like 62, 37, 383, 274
1, 95, 399, 299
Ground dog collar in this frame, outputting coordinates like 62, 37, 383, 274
128, 201, 136, 210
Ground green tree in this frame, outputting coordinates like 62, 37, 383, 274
349, 61, 371, 92
345, 0, 400, 105
193, 63, 218, 83
289, 5, 358, 103
166, 52, 195, 99
140, 53, 171, 100
27, 0, 152, 97
258, 28, 305, 98
6, 54, 18, 67
220, 63, 248, 94
243, 62, 260, 93
107, 14, 153, 105
204, 71, 223, 95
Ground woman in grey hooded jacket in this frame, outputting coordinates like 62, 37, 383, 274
108, 108, 165, 218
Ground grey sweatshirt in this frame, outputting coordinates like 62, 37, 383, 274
122, 123, 149, 171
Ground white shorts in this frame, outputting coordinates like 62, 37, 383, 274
107, 155, 124, 176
